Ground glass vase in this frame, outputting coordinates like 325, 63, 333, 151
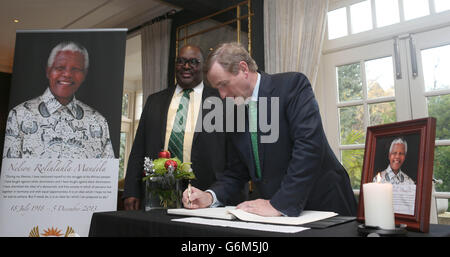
145, 175, 182, 211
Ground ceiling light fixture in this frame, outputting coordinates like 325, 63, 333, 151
13, 19, 20, 23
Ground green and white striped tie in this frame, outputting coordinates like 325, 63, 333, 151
168, 88, 193, 162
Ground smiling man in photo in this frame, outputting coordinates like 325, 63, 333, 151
3, 41, 114, 159
375, 138, 415, 185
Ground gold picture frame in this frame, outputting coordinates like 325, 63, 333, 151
175, 0, 253, 61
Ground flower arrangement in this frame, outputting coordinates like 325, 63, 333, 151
142, 150, 195, 209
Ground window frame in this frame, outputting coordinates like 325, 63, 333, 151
324, 0, 450, 54
319, 1, 450, 205
120, 89, 142, 179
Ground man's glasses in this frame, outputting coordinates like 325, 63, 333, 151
176, 57, 201, 67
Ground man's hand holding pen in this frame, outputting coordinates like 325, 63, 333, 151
182, 186, 213, 209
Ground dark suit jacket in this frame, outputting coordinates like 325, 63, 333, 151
123, 85, 227, 201
210, 72, 357, 217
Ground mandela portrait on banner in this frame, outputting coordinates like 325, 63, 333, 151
3, 41, 114, 159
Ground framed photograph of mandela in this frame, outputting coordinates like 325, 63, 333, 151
357, 117, 436, 232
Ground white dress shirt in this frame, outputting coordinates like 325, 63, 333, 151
163, 82, 203, 162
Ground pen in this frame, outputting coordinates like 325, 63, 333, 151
187, 182, 192, 208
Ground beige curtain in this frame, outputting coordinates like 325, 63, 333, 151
264, 0, 328, 88
141, 19, 172, 103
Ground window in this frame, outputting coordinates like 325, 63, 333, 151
375, 0, 400, 28
422, 45, 450, 92
122, 92, 130, 117
403, 0, 429, 21
119, 34, 143, 180
327, 7, 348, 40
326, 0, 450, 41
412, 36, 450, 197
435, 0, 450, 13
321, 0, 450, 216
119, 132, 127, 179
333, 55, 397, 189
119, 90, 142, 180
350, 0, 372, 34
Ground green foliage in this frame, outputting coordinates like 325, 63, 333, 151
122, 93, 129, 117
428, 94, 450, 140
337, 63, 362, 102
176, 162, 196, 179
153, 158, 169, 175
428, 94, 450, 193
341, 131, 365, 189
118, 133, 126, 179
175, 169, 196, 180
369, 102, 396, 126
434, 146, 450, 192
142, 158, 195, 181
339, 106, 365, 144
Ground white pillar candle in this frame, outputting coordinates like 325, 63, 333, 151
363, 175, 395, 230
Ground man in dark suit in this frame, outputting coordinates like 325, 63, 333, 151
123, 45, 226, 210
183, 42, 357, 217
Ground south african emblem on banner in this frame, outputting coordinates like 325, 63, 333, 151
29, 226, 78, 237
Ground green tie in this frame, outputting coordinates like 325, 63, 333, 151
249, 101, 262, 179
168, 88, 193, 162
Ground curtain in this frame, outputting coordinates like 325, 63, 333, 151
264, 0, 328, 88
141, 19, 172, 103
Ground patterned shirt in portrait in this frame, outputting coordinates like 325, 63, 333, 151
374, 165, 415, 185
3, 88, 114, 159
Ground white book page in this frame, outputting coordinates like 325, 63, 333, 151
167, 206, 237, 220
228, 209, 338, 225
172, 217, 310, 233
168, 206, 338, 226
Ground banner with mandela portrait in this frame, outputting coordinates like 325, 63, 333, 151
0, 29, 126, 236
